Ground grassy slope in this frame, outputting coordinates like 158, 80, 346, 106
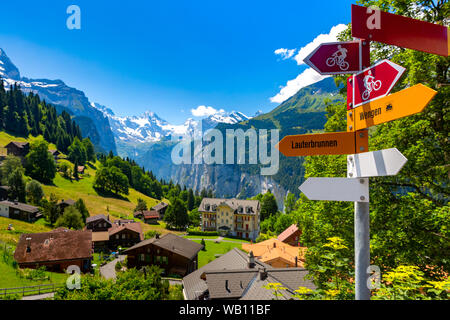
42, 161, 179, 235
0, 131, 57, 152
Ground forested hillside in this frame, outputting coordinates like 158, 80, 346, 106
0, 80, 82, 153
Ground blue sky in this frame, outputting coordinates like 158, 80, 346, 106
0, 0, 354, 123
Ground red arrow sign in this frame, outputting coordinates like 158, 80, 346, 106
304, 41, 362, 75
351, 60, 405, 108
352, 4, 449, 57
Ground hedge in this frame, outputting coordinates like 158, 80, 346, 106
187, 227, 218, 237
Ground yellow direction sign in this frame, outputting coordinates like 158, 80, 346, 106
276, 131, 368, 157
347, 84, 437, 131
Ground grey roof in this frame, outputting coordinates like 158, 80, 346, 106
58, 199, 76, 206
0, 200, 39, 213
182, 247, 271, 300
151, 202, 168, 211
86, 214, 110, 224
204, 269, 258, 299
205, 268, 316, 300
198, 198, 260, 215
124, 233, 203, 260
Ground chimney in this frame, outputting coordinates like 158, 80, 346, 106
295, 256, 298, 268
225, 280, 230, 293
26, 237, 32, 253
156, 233, 160, 239
259, 267, 267, 281
273, 242, 276, 248
247, 251, 255, 269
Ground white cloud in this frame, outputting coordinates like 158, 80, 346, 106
270, 24, 346, 104
293, 24, 347, 65
191, 105, 225, 117
270, 68, 329, 104
274, 48, 296, 60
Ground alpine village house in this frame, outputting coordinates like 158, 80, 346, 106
199, 198, 261, 241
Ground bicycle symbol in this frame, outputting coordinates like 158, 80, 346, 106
362, 72, 382, 100
326, 55, 349, 71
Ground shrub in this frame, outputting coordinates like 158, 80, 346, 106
187, 227, 218, 237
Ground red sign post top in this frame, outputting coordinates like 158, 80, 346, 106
303, 41, 362, 75
352, 60, 405, 108
352, 4, 449, 57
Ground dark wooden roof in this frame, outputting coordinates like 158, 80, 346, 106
14, 229, 93, 264
86, 214, 110, 224
108, 222, 144, 240
124, 233, 203, 260
58, 199, 76, 206
5, 141, 29, 149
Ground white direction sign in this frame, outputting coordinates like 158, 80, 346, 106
347, 148, 408, 178
299, 178, 369, 202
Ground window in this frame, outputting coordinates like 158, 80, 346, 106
140, 254, 145, 261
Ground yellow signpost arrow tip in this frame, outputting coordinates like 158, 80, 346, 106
348, 84, 437, 131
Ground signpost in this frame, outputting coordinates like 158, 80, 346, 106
289, 3, 442, 301
303, 41, 364, 75
347, 84, 437, 131
276, 131, 368, 157
351, 4, 450, 57
351, 60, 406, 108
347, 148, 407, 178
299, 178, 369, 202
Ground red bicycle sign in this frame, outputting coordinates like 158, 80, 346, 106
351, 60, 405, 108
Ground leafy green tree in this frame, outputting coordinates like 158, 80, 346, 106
187, 189, 195, 211
42, 193, 60, 225
260, 191, 278, 221
82, 137, 96, 163
25, 180, 44, 205
164, 198, 189, 230
7, 168, 26, 202
74, 198, 90, 223
67, 137, 87, 166
24, 136, 56, 184
188, 208, 200, 227
54, 266, 175, 300
284, 193, 297, 214
134, 198, 148, 212
109, 166, 129, 195
55, 206, 85, 230
1, 155, 23, 185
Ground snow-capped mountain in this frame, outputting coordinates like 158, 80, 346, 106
93, 102, 251, 144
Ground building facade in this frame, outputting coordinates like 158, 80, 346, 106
199, 198, 260, 241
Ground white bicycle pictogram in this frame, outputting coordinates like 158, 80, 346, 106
326, 45, 349, 71
362, 72, 382, 100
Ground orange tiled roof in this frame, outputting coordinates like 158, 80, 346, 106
242, 238, 306, 267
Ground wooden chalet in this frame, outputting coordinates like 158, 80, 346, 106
14, 229, 93, 273
277, 224, 302, 247
124, 233, 203, 277
151, 202, 168, 220
4, 141, 30, 158
134, 210, 160, 224
57, 199, 76, 213
0, 200, 41, 222
108, 221, 144, 249
86, 214, 112, 232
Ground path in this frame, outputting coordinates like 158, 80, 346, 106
22, 292, 55, 300
100, 255, 126, 280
